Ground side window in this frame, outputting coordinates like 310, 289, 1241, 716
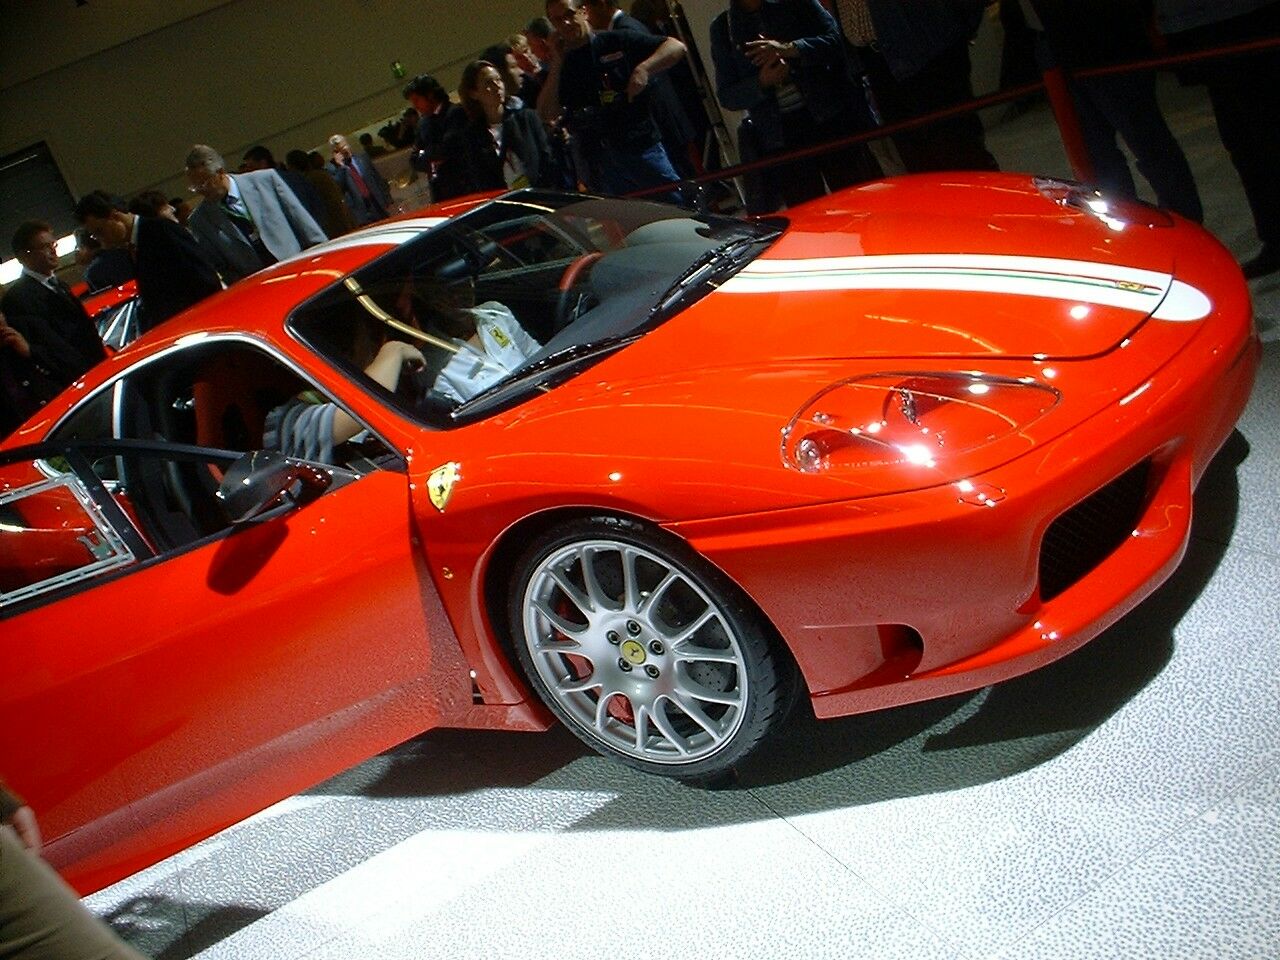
0, 467, 137, 608
34, 341, 397, 557
51, 340, 400, 470
53, 342, 306, 453
96, 299, 142, 352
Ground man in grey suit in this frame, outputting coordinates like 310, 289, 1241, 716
184, 144, 328, 285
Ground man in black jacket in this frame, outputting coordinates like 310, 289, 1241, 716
1, 221, 107, 393
74, 191, 222, 333
0, 308, 63, 438
830, 0, 998, 173
539, 0, 688, 198
403, 74, 468, 194
712, 0, 882, 210
583, 0, 699, 178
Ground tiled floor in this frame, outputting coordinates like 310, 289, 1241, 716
86, 80, 1280, 960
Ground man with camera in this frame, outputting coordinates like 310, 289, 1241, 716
537, 0, 688, 199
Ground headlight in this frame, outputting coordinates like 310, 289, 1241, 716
781, 372, 1059, 474
1033, 177, 1174, 230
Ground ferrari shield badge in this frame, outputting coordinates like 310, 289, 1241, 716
427, 461, 461, 512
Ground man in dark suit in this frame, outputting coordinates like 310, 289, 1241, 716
0, 307, 64, 437
184, 144, 328, 285
1, 220, 107, 393
76, 229, 135, 293
403, 74, 468, 191
326, 134, 392, 225
74, 191, 222, 332
830, 0, 998, 173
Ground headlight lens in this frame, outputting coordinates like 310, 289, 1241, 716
781, 372, 1059, 474
1033, 177, 1174, 230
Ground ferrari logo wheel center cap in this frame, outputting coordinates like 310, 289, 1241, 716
620, 639, 647, 665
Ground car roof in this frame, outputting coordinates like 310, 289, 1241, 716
125, 194, 498, 352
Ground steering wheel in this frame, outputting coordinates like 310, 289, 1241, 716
553, 252, 603, 334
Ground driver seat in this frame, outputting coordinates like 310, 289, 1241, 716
193, 349, 302, 453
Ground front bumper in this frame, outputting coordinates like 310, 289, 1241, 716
667, 323, 1259, 718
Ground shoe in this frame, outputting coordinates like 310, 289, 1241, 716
1242, 244, 1280, 279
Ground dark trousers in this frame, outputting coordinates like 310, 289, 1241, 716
1036, 37, 1204, 222
862, 40, 999, 173
0, 828, 147, 960
770, 110, 883, 209
1073, 71, 1203, 221
1168, 2, 1280, 245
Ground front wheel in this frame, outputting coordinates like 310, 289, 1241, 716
508, 517, 792, 780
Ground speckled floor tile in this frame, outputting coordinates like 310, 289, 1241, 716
737, 544, 1280, 958
990, 766, 1280, 960
291, 763, 956, 960
1209, 341, 1280, 560
192, 782, 623, 960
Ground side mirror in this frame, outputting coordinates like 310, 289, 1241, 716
215, 450, 332, 524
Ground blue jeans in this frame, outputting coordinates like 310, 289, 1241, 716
591, 140, 682, 203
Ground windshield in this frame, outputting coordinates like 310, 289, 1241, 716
289, 190, 780, 427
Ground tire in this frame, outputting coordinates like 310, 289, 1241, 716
507, 516, 791, 780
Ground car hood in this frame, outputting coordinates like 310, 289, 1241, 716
691, 174, 1208, 361
465, 176, 1221, 516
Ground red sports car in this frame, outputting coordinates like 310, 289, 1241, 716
0, 178, 1258, 894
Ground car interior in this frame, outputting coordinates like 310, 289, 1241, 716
290, 193, 754, 427
45, 340, 382, 555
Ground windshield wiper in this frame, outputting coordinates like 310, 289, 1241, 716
453, 334, 642, 416
652, 234, 775, 314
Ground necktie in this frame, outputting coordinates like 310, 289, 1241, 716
347, 162, 371, 199
834, 0, 877, 47
224, 194, 255, 227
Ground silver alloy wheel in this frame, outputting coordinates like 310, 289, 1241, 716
521, 537, 749, 765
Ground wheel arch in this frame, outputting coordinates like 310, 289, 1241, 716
479, 506, 804, 707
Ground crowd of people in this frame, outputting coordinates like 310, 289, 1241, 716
2, 0, 1277, 443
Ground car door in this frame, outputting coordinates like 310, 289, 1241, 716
0, 345, 466, 894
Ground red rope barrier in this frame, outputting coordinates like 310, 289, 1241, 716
626, 32, 1280, 200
